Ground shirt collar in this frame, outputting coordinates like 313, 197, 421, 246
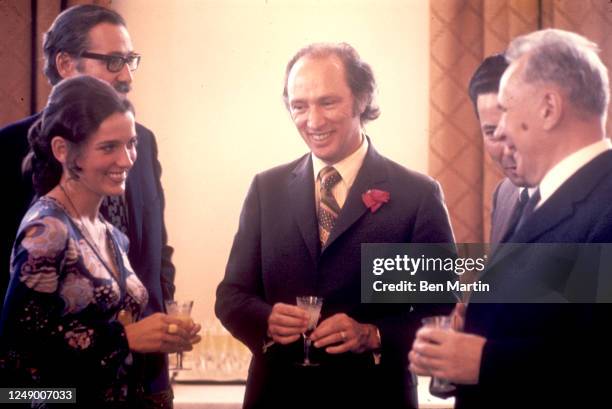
311, 134, 369, 189
538, 139, 612, 207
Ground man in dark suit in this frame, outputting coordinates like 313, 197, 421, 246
215, 43, 455, 409
409, 29, 611, 408
0, 5, 175, 406
467, 54, 528, 244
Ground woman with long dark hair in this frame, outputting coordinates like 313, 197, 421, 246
0, 75, 199, 407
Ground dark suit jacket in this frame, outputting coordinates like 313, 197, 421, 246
489, 178, 519, 244
457, 150, 612, 409
0, 113, 175, 393
215, 142, 455, 409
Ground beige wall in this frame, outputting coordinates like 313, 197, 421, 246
114, 0, 430, 325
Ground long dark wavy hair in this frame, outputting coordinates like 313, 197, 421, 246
23, 75, 134, 195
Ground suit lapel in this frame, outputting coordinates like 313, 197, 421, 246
482, 201, 576, 280
492, 182, 520, 244
510, 200, 573, 243
125, 160, 144, 253
288, 155, 320, 264
515, 151, 612, 244
322, 143, 388, 253
486, 150, 612, 272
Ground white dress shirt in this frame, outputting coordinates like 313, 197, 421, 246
312, 135, 369, 209
537, 139, 612, 209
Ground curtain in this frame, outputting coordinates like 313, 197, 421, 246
0, 0, 34, 125
429, 0, 612, 243
0, 0, 112, 127
429, 0, 539, 243
541, 0, 612, 139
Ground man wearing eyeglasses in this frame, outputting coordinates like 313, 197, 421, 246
0, 5, 175, 408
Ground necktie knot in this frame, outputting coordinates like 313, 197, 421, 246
512, 188, 541, 238
319, 166, 341, 191
500, 188, 539, 243
520, 188, 540, 219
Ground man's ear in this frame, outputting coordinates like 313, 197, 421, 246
56, 52, 78, 79
356, 96, 367, 116
540, 89, 563, 131
51, 136, 69, 164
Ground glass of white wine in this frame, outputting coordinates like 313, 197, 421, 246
165, 300, 194, 370
296, 296, 323, 367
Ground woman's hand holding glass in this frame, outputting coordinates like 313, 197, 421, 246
124, 312, 201, 354
165, 300, 201, 370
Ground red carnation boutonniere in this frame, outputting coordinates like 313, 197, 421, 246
361, 189, 390, 213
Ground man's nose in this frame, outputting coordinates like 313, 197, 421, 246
307, 106, 325, 129
502, 143, 512, 158
501, 135, 516, 160
493, 116, 505, 141
117, 62, 133, 83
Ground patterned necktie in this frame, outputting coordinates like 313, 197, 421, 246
317, 166, 342, 246
99, 195, 129, 235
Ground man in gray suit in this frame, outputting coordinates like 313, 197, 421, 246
467, 54, 528, 243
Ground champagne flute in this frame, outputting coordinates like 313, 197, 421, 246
165, 300, 194, 371
296, 296, 323, 367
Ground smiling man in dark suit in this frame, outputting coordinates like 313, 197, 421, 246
0, 5, 175, 407
409, 29, 612, 408
215, 43, 455, 409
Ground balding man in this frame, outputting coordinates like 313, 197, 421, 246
410, 29, 612, 408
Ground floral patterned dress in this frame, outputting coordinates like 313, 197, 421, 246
0, 196, 149, 407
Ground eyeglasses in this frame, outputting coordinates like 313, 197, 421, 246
79, 51, 141, 73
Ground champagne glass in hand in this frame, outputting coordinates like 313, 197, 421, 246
165, 300, 194, 370
296, 296, 323, 367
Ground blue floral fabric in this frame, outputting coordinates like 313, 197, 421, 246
0, 196, 148, 406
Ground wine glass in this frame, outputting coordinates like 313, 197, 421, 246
165, 299, 194, 371
296, 296, 323, 367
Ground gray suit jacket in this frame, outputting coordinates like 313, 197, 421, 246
489, 177, 519, 244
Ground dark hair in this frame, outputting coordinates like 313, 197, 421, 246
467, 53, 508, 117
43, 5, 126, 85
282, 42, 380, 124
24, 75, 134, 195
